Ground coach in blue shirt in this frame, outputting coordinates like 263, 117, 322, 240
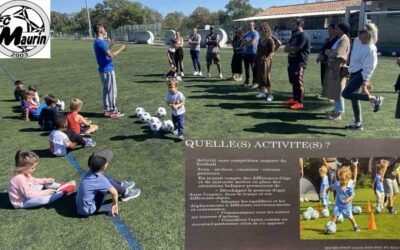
93, 24, 126, 118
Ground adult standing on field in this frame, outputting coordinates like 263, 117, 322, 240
394, 57, 400, 118
188, 28, 202, 76
242, 21, 259, 88
283, 18, 310, 110
341, 23, 383, 131
93, 24, 126, 118
322, 22, 351, 121
174, 30, 185, 77
253, 23, 275, 102
205, 27, 223, 79
228, 27, 244, 81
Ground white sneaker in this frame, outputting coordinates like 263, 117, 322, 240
219, 73, 224, 79
206, 73, 211, 78
198, 72, 203, 76
255, 92, 267, 99
180, 72, 184, 77
251, 83, 259, 89
266, 94, 274, 102
193, 71, 198, 76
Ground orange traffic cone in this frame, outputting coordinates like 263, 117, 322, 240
368, 212, 377, 230
316, 203, 322, 213
366, 201, 372, 213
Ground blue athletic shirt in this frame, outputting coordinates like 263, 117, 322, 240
332, 182, 354, 209
320, 175, 329, 197
374, 174, 384, 193
94, 38, 114, 73
76, 171, 112, 216
243, 30, 259, 54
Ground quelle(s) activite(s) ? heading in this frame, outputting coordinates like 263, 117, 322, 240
185, 140, 329, 150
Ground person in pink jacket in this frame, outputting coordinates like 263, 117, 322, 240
8, 150, 76, 209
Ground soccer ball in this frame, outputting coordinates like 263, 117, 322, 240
352, 206, 362, 215
148, 116, 160, 125
325, 221, 337, 234
306, 207, 314, 213
149, 119, 162, 132
336, 213, 344, 223
134, 107, 145, 117
321, 208, 330, 217
392, 52, 397, 56
140, 112, 151, 122
300, 197, 304, 203
304, 198, 309, 202
162, 120, 175, 132
156, 107, 167, 118
303, 211, 311, 220
311, 210, 319, 219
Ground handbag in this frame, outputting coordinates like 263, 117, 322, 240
340, 66, 349, 78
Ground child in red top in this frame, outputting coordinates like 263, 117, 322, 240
66, 98, 99, 135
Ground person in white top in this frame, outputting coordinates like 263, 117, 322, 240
341, 23, 384, 131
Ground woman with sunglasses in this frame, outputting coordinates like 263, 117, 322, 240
341, 23, 383, 130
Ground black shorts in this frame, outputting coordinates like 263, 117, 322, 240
206, 53, 221, 65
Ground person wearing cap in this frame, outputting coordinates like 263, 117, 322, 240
205, 27, 223, 79
76, 149, 140, 217
322, 22, 351, 120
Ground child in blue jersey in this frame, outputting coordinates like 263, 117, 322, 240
330, 167, 360, 232
372, 163, 385, 212
319, 165, 330, 209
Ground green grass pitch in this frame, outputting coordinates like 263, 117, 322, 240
0, 40, 399, 249
300, 188, 400, 239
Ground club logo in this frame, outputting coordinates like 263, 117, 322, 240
0, 0, 50, 58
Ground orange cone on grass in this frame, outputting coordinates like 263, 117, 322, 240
368, 212, 377, 231
365, 200, 372, 213
316, 203, 322, 214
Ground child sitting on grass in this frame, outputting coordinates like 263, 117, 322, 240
330, 167, 360, 232
76, 149, 140, 217
372, 163, 385, 212
166, 77, 185, 140
39, 95, 61, 131
14, 80, 26, 102
22, 92, 41, 121
66, 98, 99, 135
49, 114, 96, 156
8, 150, 76, 209
28, 85, 40, 105
319, 165, 330, 209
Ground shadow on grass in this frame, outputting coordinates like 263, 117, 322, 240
2, 115, 22, 120
32, 149, 55, 158
236, 111, 325, 122
135, 80, 166, 84
0, 193, 14, 210
11, 105, 21, 113
110, 132, 180, 142
1, 99, 18, 103
19, 127, 42, 132
54, 193, 111, 218
188, 94, 255, 101
243, 122, 346, 137
205, 102, 266, 110
79, 112, 106, 118
134, 73, 164, 77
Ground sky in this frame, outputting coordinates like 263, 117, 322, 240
51, 0, 305, 15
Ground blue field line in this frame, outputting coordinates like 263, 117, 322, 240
65, 153, 142, 250
0, 64, 15, 84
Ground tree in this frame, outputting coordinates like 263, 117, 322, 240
163, 11, 185, 30
225, 0, 260, 21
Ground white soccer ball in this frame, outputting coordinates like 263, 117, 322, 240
304, 198, 309, 202
303, 211, 311, 220
336, 213, 344, 223
140, 112, 151, 122
300, 197, 304, 203
149, 119, 162, 132
162, 120, 175, 132
321, 208, 330, 217
156, 107, 167, 118
306, 207, 314, 213
135, 107, 145, 117
311, 210, 319, 219
148, 116, 160, 125
392, 52, 397, 56
352, 206, 362, 215
325, 221, 337, 234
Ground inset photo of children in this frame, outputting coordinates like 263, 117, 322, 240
299, 157, 400, 239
